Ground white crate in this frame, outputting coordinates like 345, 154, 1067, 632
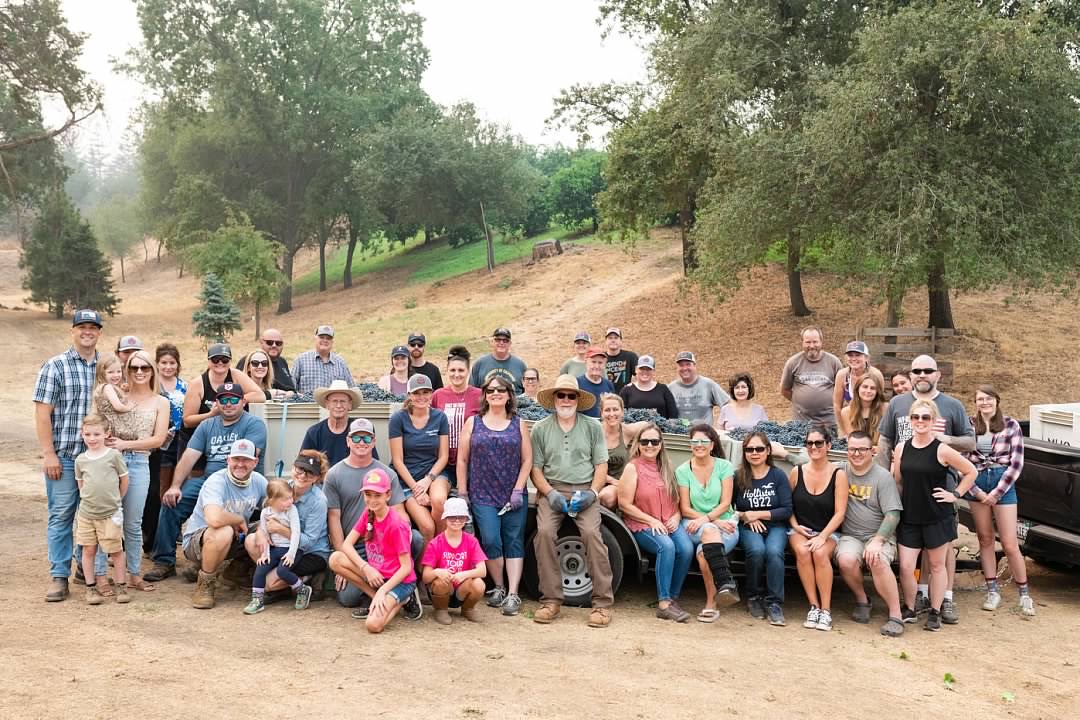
1029, 403, 1080, 448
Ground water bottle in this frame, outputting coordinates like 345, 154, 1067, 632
568, 490, 583, 518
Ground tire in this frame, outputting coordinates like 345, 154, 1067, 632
523, 521, 625, 607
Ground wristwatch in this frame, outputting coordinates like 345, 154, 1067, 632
952, 489, 963, 498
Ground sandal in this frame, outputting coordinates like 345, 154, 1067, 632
97, 577, 116, 597
880, 617, 905, 637
128, 576, 156, 592
697, 608, 719, 623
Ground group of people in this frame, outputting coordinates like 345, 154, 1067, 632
36, 313, 1034, 636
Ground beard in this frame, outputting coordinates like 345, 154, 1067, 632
555, 406, 577, 419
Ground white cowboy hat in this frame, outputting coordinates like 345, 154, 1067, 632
536, 374, 596, 412
313, 379, 362, 408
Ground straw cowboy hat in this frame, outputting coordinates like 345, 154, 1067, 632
313, 379, 362, 408
536, 374, 596, 413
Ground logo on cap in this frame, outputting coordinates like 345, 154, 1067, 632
216, 382, 243, 398
349, 418, 375, 435
574, 331, 591, 343
406, 374, 433, 393
675, 351, 697, 364
316, 325, 334, 337
638, 355, 656, 369
605, 327, 622, 338
72, 309, 103, 327
229, 439, 257, 459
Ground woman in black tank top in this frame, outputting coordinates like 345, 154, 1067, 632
892, 399, 977, 630
787, 426, 849, 631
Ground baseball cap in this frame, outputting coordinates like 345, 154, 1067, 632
492, 327, 512, 339
207, 343, 232, 359
361, 468, 391, 494
72, 309, 103, 327
573, 331, 591, 343
349, 418, 375, 435
586, 345, 607, 359
605, 327, 622, 338
675, 351, 697, 364
117, 335, 143, 352
442, 497, 471, 520
638, 355, 656, 370
407, 332, 426, 345
294, 454, 321, 476
228, 438, 257, 459
390, 344, 409, 359
315, 325, 335, 337
845, 340, 870, 355
215, 382, 244, 399
406, 374, 433, 393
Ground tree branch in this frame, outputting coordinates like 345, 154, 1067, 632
0, 104, 100, 151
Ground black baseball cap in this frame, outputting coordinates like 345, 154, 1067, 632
207, 343, 232, 359
294, 455, 321, 476
492, 327, 512, 339
407, 333, 426, 345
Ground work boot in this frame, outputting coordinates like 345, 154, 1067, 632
115, 583, 131, 604
86, 584, 104, 606
192, 569, 218, 609
533, 602, 561, 624
45, 577, 69, 602
702, 543, 739, 606
143, 563, 176, 583
587, 606, 612, 628
431, 583, 452, 626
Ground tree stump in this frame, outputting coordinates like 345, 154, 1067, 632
532, 239, 562, 261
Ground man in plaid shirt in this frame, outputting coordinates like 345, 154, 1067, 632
291, 324, 354, 396
34, 309, 103, 602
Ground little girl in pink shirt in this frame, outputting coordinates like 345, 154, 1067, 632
421, 497, 487, 625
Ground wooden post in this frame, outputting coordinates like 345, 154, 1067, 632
480, 201, 494, 273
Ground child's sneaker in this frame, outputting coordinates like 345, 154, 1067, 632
1020, 595, 1036, 617
243, 594, 265, 615
115, 583, 131, 604
982, 590, 1001, 611
294, 584, 312, 611
86, 584, 104, 606
403, 588, 423, 621
351, 595, 372, 620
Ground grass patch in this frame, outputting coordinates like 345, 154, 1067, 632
294, 226, 597, 295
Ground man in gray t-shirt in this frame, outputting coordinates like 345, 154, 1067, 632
469, 327, 528, 394
323, 418, 420, 608
668, 351, 730, 425
780, 327, 843, 426
835, 432, 904, 634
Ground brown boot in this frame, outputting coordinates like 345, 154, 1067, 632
460, 592, 482, 623
533, 601, 561, 624
45, 577, 69, 602
192, 570, 217, 609
431, 581, 452, 625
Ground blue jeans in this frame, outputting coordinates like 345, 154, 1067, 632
680, 518, 739, 554
86, 452, 151, 577
337, 529, 424, 607
633, 525, 695, 602
45, 456, 79, 578
740, 524, 787, 605
253, 547, 303, 590
151, 474, 207, 566
473, 502, 527, 559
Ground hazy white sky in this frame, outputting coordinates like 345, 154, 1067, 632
53, 0, 650, 158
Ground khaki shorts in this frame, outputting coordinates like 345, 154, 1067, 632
835, 534, 897, 567
182, 526, 245, 564
76, 513, 123, 554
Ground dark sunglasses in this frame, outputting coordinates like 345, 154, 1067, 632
248, 360, 269, 368
806, 439, 827, 448
910, 413, 934, 421
639, 438, 661, 447
218, 395, 241, 405
129, 364, 153, 372
409, 342, 425, 348
484, 386, 508, 395
209, 356, 230, 365
554, 392, 578, 401
910, 368, 937, 375
350, 433, 375, 444
745, 445, 768, 454
263, 340, 283, 347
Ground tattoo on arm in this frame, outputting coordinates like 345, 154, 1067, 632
876, 510, 901, 540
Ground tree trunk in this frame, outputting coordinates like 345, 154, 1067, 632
318, 225, 328, 292
927, 254, 955, 329
678, 194, 697, 273
424, 224, 434, 245
53, 302, 63, 319
885, 278, 905, 328
786, 230, 812, 316
254, 298, 261, 340
178, 260, 184, 279
480, 202, 495, 273
591, 216, 599, 234
343, 219, 359, 289
119, 255, 125, 283
277, 247, 296, 314
142, 237, 149, 263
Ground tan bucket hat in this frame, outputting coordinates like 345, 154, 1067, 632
313, 379, 362, 408
536, 374, 596, 412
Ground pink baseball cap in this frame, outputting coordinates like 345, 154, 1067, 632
361, 468, 391, 494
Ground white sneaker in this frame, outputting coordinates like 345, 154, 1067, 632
803, 606, 820, 629
1019, 595, 1036, 617
982, 590, 1002, 611
816, 608, 833, 631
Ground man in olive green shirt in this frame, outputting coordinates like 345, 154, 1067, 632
530, 375, 613, 627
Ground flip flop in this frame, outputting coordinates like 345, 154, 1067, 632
697, 608, 719, 623
128, 576, 156, 592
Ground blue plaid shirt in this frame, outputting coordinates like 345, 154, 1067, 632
33, 347, 98, 458
291, 351, 354, 396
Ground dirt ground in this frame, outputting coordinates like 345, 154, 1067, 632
3, 234, 1080, 719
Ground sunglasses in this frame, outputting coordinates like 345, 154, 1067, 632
847, 447, 872, 455
806, 439, 827, 448
910, 413, 934, 421
445, 516, 468, 523
689, 438, 711, 446
218, 395, 241, 405
523, 376, 539, 382
209, 356, 230, 365
350, 434, 375, 444
484, 386, 508, 395
555, 392, 578, 401
129, 364, 152, 373
409, 342, 425, 348
248, 360, 269, 368
294, 466, 316, 477
263, 340, 283, 347
745, 446, 768, 454
639, 438, 661, 447
910, 368, 937, 375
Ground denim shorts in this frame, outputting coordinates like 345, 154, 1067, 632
473, 501, 527, 559
966, 466, 1017, 505
387, 580, 417, 605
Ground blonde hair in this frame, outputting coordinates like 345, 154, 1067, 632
95, 353, 123, 387
264, 479, 292, 507
82, 413, 107, 431
628, 423, 678, 500
126, 349, 159, 393
909, 398, 940, 420
600, 392, 624, 413
244, 349, 275, 391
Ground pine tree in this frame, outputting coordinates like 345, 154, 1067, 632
192, 272, 241, 343
20, 191, 119, 318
